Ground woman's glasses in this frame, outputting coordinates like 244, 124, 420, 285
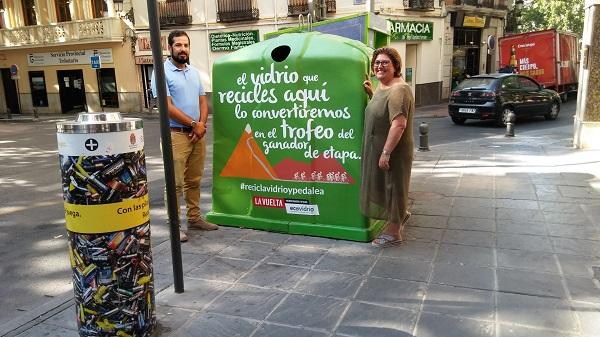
374, 60, 391, 67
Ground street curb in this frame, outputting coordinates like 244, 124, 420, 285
0, 106, 447, 123
414, 113, 448, 119
0, 116, 72, 123
0, 292, 73, 337
0, 239, 174, 336
0, 112, 160, 124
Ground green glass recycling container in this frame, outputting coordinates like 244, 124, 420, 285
207, 32, 381, 241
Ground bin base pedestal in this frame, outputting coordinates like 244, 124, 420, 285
206, 212, 385, 242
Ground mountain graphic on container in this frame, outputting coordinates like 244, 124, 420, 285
220, 124, 278, 180
220, 124, 354, 184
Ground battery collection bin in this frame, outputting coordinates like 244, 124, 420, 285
207, 32, 382, 241
57, 112, 155, 337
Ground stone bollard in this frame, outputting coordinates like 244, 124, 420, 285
418, 121, 430, 151
505, 112, 516, 137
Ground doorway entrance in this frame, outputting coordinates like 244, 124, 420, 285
1, 68, 20, 114
141, 64, 154, 109
57, 70, 87, 113
452, 28, 482, 88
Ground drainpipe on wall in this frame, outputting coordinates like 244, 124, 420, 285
367, 0, 375, 13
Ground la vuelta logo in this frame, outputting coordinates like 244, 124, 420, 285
252, 196, 285, 208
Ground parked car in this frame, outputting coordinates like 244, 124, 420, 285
448, 73, 561, 126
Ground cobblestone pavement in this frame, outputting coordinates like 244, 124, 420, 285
3, 115, 600, 337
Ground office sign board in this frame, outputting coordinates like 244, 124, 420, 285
463, 16, 485, 28
28, 49, 113, 66
90, 55, 101, 69
210, 30, 260, 52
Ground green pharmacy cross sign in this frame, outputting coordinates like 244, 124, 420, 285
390, 20, 433, 41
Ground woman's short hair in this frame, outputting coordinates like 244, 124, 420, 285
371, 47, 403, 78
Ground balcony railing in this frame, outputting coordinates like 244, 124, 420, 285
0, 17, 125, 49
403, 0, 435, 11
217, 0, 260, 23
288, 0, 337, 16
158, 0, 192, 26
495, 0, 508, 10
446, 0, 508, 9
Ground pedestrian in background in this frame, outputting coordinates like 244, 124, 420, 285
361, 47, 414, 248
151, 30, 218, 242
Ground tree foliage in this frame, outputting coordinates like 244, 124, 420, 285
512, 0, 584, 37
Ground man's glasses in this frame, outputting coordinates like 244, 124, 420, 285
374, 60, 391, 67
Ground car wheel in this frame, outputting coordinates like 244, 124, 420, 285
544, 100, 560, 120
451, 116, 467, 125
496, 107, 513, 127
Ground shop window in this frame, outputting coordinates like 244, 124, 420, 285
29, 71, 49, 107
453, 28, 481, 47
97, 68, 118, 108
288, 0, 336, 16
56, 0, 72, 22
0, 1, 5, 29
22, 0, 37, 26
216, 0, 259, 23
158, 0, 192, 26
92, 0, 108, 18
114, 0, 124, 13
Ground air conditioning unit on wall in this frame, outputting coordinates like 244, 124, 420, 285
405, 0, 434, 10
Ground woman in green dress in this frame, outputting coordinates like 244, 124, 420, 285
361, 47, 414, 248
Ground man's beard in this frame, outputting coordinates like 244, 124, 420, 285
171, 52, 188, 65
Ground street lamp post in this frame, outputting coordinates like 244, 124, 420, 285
514, 0, 524, 32
147, 0, 185, 293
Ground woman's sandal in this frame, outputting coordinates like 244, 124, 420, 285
403, 211, 412, 226
371, 233, 402, 248
372, 212, 411, 248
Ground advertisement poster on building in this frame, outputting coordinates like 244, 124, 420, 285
208, 34, 377, 241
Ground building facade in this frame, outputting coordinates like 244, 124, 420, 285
132, 0, 509, 108
0, 0, 139, 116
445, 0, 510, 94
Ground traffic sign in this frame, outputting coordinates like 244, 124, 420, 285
90, 55, 101, 69
9, 64, 18, 76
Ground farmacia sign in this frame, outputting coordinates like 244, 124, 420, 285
390, 21, 433, 41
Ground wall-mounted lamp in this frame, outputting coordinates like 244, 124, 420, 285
515, 0, 524, 11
